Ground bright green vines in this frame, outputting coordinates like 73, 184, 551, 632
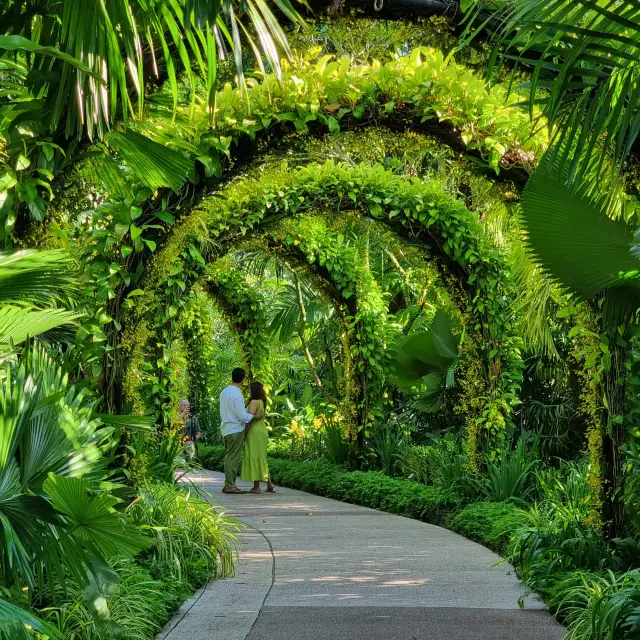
206, 260, 269, 377
262, 214, 389, 429
145, 47, 546, 177
122, 160, 521, 461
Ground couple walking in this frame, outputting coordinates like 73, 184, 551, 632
220, 367, 275, 494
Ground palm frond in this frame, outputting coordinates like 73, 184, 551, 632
486, 0, 640, 184
0, 597, 61, 639
0, 306, 78, 351
106, 131, 194, 192
2, 0, 306, 139
520, 160, 640, 301
509, 243, 560, 358
0, 250, 75, 306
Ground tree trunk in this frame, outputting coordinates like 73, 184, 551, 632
602, 337, 628, 539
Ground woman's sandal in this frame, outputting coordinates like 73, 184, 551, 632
249, 488, 261, 494
266, 483, 276, 493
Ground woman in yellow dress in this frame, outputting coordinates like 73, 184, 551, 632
241, 381, 275, 494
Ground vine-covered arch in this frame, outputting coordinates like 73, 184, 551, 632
122, 160, 522, 465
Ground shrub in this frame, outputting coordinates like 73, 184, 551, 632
40, 560, 192, 640
480, 437, 539, 505
450, 502, 527, 555
396, 444, 430, 484
127, 483, 240, 582
201, 447, 459, 525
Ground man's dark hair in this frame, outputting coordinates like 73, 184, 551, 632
232, 368, 246, 383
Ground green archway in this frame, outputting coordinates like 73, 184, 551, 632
122, 160, 521, 466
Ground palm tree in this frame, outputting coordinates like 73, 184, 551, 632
520, 157, 640, 538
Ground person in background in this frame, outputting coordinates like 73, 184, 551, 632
241, 381, 275, 494
219, 368, 263, 494
178, 399, 201, 460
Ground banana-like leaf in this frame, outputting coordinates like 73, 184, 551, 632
521, 163, 640, 300
107, 131, 194, 192
392, 309, 462, 387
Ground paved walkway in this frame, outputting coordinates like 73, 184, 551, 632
158, 471, 564, 640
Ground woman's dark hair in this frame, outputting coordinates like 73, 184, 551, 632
249, 381, 266, 401
232, 367, 246, 383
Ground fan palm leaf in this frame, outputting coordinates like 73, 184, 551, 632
520, 160, 640, 302
0, 345, 143, 592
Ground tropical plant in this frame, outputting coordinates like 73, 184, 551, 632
390, 308, 462, 413
470, 0, 640, 192
0, 0, 306, 138
550, 569, 640, 640
0, 0, 306, 245
371, 424, 406, 476
480, 437, 538, 505
127, 483, 239, 582
520, 157, 640, 537
0, 250, 77, 354
396, 444, 430, 484
0, 344, 150, 626
0, 594, 61, 640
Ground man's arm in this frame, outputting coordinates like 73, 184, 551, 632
193, 416, 201, 441
232, 392, 256, 424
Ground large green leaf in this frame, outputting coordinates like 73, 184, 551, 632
520, 163, 640, 300
0, 250, 76, 306
107, 131, 194, 192
43, 474, 148, 558
391, 310, 461, 387
0, 596, 61, 638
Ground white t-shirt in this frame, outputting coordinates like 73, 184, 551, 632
220, 385, 254, 437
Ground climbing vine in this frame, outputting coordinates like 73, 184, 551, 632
122, 160, 521, 459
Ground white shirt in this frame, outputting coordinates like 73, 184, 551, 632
220, 385, 254, 437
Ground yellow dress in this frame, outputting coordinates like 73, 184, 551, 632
241, 400, 269, 482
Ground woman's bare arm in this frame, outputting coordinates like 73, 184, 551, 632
245, 399, 259, 432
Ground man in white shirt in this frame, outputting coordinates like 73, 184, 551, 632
220, 368, 263, 494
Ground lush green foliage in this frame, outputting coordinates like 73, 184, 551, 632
4, 8, 640, 640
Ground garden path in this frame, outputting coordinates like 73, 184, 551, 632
157, 470, 564, 640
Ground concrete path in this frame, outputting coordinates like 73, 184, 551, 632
158, 471, 564, 640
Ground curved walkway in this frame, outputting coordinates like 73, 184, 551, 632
158, 471, 564, 640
